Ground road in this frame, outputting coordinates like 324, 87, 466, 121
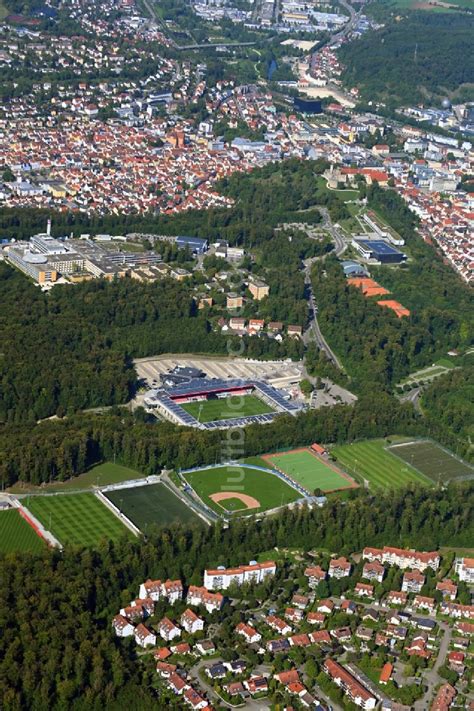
414, 622, 452, 710
319, 206, 347, 258
399, 386, 422, 412
303, 264, 343, 371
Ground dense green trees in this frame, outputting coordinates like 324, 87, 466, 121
338, 12, 474, 106
422, 364, 474, 459
1, 484, 473, 709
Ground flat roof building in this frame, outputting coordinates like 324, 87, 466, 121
352, 239, 406, 264
176, 235, 208, 254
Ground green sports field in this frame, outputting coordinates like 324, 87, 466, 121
105, 483, 201, 530
264, 449, 357, 492
7, 461, 146, 494
388, 441, 474, 482
24, 493, 131, 546
331, 439, 431, 490
182, 465, 300, 515
0, 509, 46, 553
180, 394, 273, 423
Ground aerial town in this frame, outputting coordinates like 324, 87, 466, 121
112, 548, 474, 710
0, 0, 472, 708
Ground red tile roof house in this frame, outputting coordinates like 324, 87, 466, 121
317, 599, 335, 614
447, 651, 465, 672
412, 595, 436, 614
157, 617, 181, 642
387, 590, 408, 606
307, 611, 326, 625
286, 607, 304, 623
266, 615, 292, 635
183, 686, 208, 710
162, 579, 184, 604
362, 561, 385, 583
156, 662, 177, 677
171, 642, 192, 656
139, 578, 162, 601
329, 556, 351, 578
309, 630, 331, 645
180, 609, 204, 635
430, 683, 456, 711
244, 675, 268, 695
354, 583, 374, 598
304, 565, 327, 587
323, 659, 377, 710
401, 570, 425, 593
291, 594, 310, 609
436, 580, 457, 601
112, 614, 135, 638
235, 622, 261, 644
274, 669, 300, 686
134, 623, 157, 648
167, 671, 188, 695
341, 600, 357, 615
186, 586, 224, 613
379, 662, 393, 685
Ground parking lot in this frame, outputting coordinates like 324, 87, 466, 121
135, 355, 304, 390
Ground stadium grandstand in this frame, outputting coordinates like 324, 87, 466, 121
144, 378, 304, 429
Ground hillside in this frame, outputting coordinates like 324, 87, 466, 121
338, 12, 474, 106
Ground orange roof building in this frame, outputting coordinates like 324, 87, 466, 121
347, 278, 390, 297
377, 300, 411, 318
379, 663, 393, 684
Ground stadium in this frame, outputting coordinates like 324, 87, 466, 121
144, 377, 304, 429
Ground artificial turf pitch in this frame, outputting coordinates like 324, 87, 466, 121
265, 449, 356, 492
388, 441, 474, 482
180, 394, 273, 423
25, 493, 130, 546
331, 439, 431, 490
182, 465, 300, 515
0, 509, 46, 553
105, 483, 202, 530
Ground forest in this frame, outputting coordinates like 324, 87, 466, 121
1, 484, 473, 709
422, 363, 474, 453
338, 12, 474, 106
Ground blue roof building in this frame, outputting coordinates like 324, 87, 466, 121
176, 235, 208, 254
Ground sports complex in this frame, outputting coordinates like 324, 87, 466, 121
144, 377, 303, 429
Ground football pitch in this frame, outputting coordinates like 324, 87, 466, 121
105, 483, 202, 530
180, 394, 273, 423
388, 441, 474, 483
0, 509, 46, 553
182, 465, 300, 515
331, 439, 432, 490
24, 493, 130, 546
264, 449, 357, 492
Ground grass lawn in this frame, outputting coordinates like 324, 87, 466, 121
181, 394, 273, 423
0, 509, 46, 553
264, 449, 357, 492
105, 483, 202, 530
182, 465, 300, 515
331, 439, 431, 490
25, 493, 130, 546
7, 461, 147, 494
388, 440, 474, 482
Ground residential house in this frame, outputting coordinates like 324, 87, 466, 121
402, 570, 425, 593
134, 623, 156, 648
324, 659, 377, 710
112, 614, 135, 638
180, 609, 204, 635
329, 556, 351, 578
186, 585, 224, 613
139, 579, 162, 601
304, 565, 327, 587
362, 561, 385, 583
436, 580, 457, 601
235, 622, 261, 644
454, 557, 474, 584
355, 582, 374, 598
157, 617, 181, 642
387, 590, 408, 606
162, 579, 184, 603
